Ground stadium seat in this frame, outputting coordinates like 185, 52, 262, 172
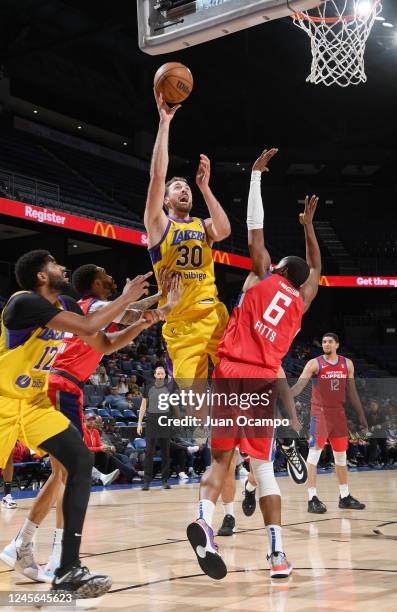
98, 408, 110, 418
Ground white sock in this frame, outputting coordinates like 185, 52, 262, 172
267, 524, 283, 555
222, 502, 234, 517
339, 484, 349, 498
198, 499, 215, 528
308, 487, 317, 500
15, 518, 38, 546
246, 479, 256, 493
52, 528, 63, 560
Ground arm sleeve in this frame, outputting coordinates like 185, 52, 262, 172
87, 299, 124, 324
247, 170, 264, 230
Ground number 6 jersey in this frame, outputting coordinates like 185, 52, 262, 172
217, 273, 304, 374
149, 216, 218, 319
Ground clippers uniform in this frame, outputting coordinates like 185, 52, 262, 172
0, 291, 82, 467
149, 216, 229, 383
211, 273, 304, 460
48, 297, 119, 435
309, 355, 349, 452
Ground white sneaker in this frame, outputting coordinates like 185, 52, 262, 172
178, 472, 189, 481
43, 555, 60, 580
100, 469, 120, 486
91, 466, 103, 483
0, 539, 50, 583
1, 494, 17, 509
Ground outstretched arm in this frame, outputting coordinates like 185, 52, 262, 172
298, 195, 321, 312
144, 91, 181, 247
290, 358, 319, 397
243, 149, 278, 292
196, 154, 231, 243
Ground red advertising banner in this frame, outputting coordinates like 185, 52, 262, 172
1, 198, 396, 286
0, 198, 251, 270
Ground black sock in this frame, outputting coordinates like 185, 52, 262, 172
4, 482, 12, 496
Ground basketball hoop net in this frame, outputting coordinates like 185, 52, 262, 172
293, 1, 382, 87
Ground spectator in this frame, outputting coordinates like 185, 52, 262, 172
103, 386, 129, 411
366, 399, 388, 467
96, 417, 143, 482
90, 365, 110, 386
94, 417, 143, 482
128, 374, 141, 397
117, 376, 129, 395
83, 415, 120, 486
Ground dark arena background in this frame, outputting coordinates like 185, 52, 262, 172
0, 1, 396, 611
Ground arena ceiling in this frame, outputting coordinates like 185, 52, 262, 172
0, 1, 397, 176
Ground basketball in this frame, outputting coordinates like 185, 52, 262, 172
154, 62, 193, 104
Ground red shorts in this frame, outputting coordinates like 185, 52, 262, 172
309, 410, 348, 452
210, 359, 279, 461
47, 373, 84, 436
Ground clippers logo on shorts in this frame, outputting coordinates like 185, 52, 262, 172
15, 375, 32, 389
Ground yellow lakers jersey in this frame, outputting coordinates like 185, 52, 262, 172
149, 216, 218, 319
0, 291, 66, 399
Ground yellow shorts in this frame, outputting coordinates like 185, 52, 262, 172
162, 301, 229, 386
0, 393, 69, 468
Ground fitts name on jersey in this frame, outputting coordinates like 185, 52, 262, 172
171, 229, 205, 246
253, 281, 300, 345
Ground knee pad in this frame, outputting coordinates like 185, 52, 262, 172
333, 451, 347, 466
250, 458, 280, 499
307, 448, 322, 466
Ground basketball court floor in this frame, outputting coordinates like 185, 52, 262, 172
0, 470, 396, 611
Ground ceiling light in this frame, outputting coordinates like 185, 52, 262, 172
72, 244, 78, 248
77, 125, 82, 130
356, 1, 372, 18
382, 22, 394, 28
123, 141, 128, 146
33, 109, 38, 114
375, 16, 385, 21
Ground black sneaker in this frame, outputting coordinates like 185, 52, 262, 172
242, 481, 256, 517
163, 482, 171, 489
338, 494, 365, 510
280, 441, 308, 485
51, 563, 112, 599
308, 496, 327, 514
217, 514, 235, 536
142, 483, 150, 491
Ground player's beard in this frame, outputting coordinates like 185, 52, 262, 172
171, 198, 192, 214
48, 272, 71, 293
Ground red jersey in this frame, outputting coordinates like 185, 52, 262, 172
53, 297, 118, 383
311, 354, 348, 413
217, 273, 304, 373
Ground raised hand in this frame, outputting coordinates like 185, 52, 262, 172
157, 266, 174, 297
166, 273, 184, 310
252, 148, 279, 173
122, 272, 152, 302
196, 154, 211, 192
299, 195, 319, 226
154, 89, 181, 123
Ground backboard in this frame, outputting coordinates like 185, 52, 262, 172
137, 0, 323, 55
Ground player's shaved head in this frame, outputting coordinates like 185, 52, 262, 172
273, 256, 310, 289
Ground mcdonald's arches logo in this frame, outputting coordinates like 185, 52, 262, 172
319, 275, 330, 287
93, 222, 116, 239
213, 250, 231, 266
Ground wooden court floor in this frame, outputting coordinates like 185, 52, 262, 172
0, 470, 396, 611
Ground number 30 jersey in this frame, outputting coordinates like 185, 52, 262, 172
149, 216, 218, 318
217, 273, 304, 374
